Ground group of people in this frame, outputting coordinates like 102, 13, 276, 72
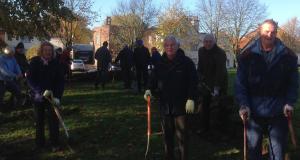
143, 19, 298, 160
0, 18, 298, 159
94, 39, 161, 92
0, 42, 71, 151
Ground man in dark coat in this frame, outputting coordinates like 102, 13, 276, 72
27, 41, 64, 151
14, 42, 29, 76
133, 40, 150, 92
115, 45, 133, 89
94, 41, 112, 89
197, 34, 228, 133
236, 19, 298, 160
144, 35, 198, 160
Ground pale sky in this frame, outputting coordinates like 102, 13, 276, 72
91, 0, 300, 28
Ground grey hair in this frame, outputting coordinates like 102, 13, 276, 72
164, 35, 180, 47
203, 34, 216, 44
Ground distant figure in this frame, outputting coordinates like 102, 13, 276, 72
59, 47, 72, 80
197, 34, 228, 134
55, 47, 63, 60
115, 45, 133, 89
150, 47, 161, 67
236, 19, 299, 160
27, 41, 64, 151
14, 42, 29, 76
0, 46, 23, 109
133, 40, 150, 92
94, 41, 112, 89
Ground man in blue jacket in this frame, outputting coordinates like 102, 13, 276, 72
235, 19, 298, 160
0, 46, 23, 109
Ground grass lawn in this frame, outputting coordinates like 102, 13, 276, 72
0, 71, 299, 160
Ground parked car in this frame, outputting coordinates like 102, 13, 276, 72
108, 62, 122, 80
71, 44, 94, 64
71, 59, 85, 72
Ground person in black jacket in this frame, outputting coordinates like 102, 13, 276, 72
27, 41, 64, 151
94, 41, 112, 89
14, 42, 29, 76
144, 35, 198, 160
115, 45, 133, 89
197, 34, 228, 133
133, 40, 150, 92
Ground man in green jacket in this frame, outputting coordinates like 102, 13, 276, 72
197, 34, 228, 134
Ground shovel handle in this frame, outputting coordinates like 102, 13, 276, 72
287, 112, 297, 149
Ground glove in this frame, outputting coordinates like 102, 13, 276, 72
43, 90, 53, 99
283, 104, 293, 117
185, 99, 195, 114
52, 97, 61, 106
144, 90, 152, 101
239, 105, 250, 120
212, 86, 220, 96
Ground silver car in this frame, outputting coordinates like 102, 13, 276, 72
71, 59, 85, 72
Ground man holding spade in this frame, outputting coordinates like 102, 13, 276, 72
144, 35, 198, 160
236, 19, 298, 160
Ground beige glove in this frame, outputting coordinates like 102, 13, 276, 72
43, 90, 53, 99
185, 99, 195, 114
43, 90, 60, 106
283, 104, 293, 117
144, 90, 152, 101
239, 105, 250, 120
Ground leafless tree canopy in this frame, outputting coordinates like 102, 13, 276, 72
279, 17, 300, 52
196, 0, 267, 54
196, 0, 226, 43
111, 0, 159, 51
156, 0, 199, 51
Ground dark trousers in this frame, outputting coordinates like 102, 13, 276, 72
121, 67, 131, 88
95, 69, 108, 89
161, 115, 188, 160
34, 101, 59, 147
136, 66, 148, 92
0, 80, 22, 107
202, 95, 212, 131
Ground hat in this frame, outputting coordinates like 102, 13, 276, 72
136, 40, 143, 46
16, 42, 24, 49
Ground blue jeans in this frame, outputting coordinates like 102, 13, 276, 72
247, 116, 288, 160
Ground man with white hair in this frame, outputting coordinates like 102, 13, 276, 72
197, 34, 228, 134
0, 46, 23, 109
144, 35, 198, 160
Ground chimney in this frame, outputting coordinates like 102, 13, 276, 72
106, 16, 111, 25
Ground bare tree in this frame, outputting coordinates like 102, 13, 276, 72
196, 0, 226, 43
156, 0, 199, 51
223, 0, 267, 55
58, 0, 97, 47
111, 0, 159, 51
278, 17, 300, 52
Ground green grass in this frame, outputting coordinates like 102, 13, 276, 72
0, 72, 300, 160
